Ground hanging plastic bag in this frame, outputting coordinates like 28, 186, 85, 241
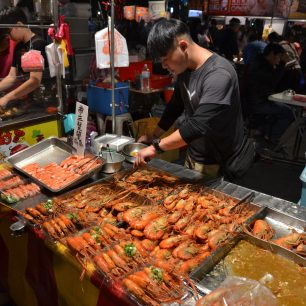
196, 276, 277, 306
21, 49, 44, 72
95, 26, 129, 69
45, 42, 65, 78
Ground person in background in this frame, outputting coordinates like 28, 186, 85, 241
0, 28, 15, 79
208, 18, 221, 52
219, 17, 241, 61
0, 7, 49, 109
267, 31, 282, 43
196, 22, 210, 49
244, 43, 294, 144
243, 29, 267, 66
135, 18, 249, 180
280, 29, 303, 92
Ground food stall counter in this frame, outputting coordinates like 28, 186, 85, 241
0, 159, 305, 306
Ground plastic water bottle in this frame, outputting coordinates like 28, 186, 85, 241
141, 64, 150, 91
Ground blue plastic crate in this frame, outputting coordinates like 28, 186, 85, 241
299, 166, 306, 207
87, 82, 129, 116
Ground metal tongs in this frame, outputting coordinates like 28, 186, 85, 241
116, 167, 139, 182
229, 191, 256, 213
72, 153, 102, 174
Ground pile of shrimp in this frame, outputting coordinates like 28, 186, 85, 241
18, 169, 258, 306
22, 155, 102, 191
0, 168, 13, 180
0, 166, 41, 203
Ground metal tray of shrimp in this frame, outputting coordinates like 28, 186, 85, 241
244, 206, 306, 238
5, 136, 104, 193
190, 233, 306, 293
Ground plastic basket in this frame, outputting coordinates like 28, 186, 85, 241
87, 82, 129, 116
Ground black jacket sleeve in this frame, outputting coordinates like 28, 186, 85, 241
179, 103, 229, 143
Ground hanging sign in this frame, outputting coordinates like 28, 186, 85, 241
288, 0, 306, 18
208, 0, 229, 15
208, 0, 274, 16
123, 6, 135, 20
274, 0, 291, 17
95, 27, 129, 69
149, 1, 165, 19
136, 7, 149, 22
72, 102, 88, 156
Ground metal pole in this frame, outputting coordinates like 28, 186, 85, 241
52, 0, 64, 116
0, 24, 55, 29
110, 0, 116, 134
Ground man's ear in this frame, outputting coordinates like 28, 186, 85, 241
179, 40, 188, 52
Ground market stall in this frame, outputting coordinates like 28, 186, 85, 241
0, 153, 305, 306
0, 2, 63, 161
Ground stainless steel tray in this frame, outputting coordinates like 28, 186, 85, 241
91, 134, 135, 154
190, 234, 306, 292
245, 206, 306, 238
6, 137, 75, 167
6, 137, 104, 193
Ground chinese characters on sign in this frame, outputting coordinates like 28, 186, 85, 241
208, 0, 274, 16
72, 102, 88, 156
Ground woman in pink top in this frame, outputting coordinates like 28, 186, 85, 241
0, 29, 15, 79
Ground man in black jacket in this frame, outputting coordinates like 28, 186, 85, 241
245, 43, 294, 143
135, 18, 249, 179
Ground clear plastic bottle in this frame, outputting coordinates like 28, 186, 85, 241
141, 64, 150, 91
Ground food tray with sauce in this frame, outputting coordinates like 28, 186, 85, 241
6, 137, 104, 193
191, 234, 306, 305
244, 206, 306, 238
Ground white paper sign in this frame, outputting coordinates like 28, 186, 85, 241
95, 27, 129, 69
72, 102, 88, 156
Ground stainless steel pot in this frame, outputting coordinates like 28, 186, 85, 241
122, 143, 148, 163
101, 151, 125, 174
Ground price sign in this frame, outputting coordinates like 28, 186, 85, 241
72, 102, 88, 156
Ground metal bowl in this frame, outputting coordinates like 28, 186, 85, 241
100, 151, 125, 173
122, 143, 148, 163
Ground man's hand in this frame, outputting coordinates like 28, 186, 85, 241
0, 96, 10, 108
137, 134, 155, 144
134, 145, 156, 167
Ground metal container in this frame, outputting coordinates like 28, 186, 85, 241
101, 151, 125, 174
91, 134, 135, 154
191, 234, 306, 293
6, 137, 104, 193
6, 137, 74, 167
122, 143, 148, 163
244, 206, 306, 238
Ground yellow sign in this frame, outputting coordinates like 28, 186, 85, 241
0, 119, 60, 161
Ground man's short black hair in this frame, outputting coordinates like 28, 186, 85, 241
0, 6, 27, 25
229, 18, 241, 26
263, 43, 285, 56
147, 18, 190, 62
267, 31, 282, 43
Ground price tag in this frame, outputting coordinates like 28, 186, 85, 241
72, 102, 88, 156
